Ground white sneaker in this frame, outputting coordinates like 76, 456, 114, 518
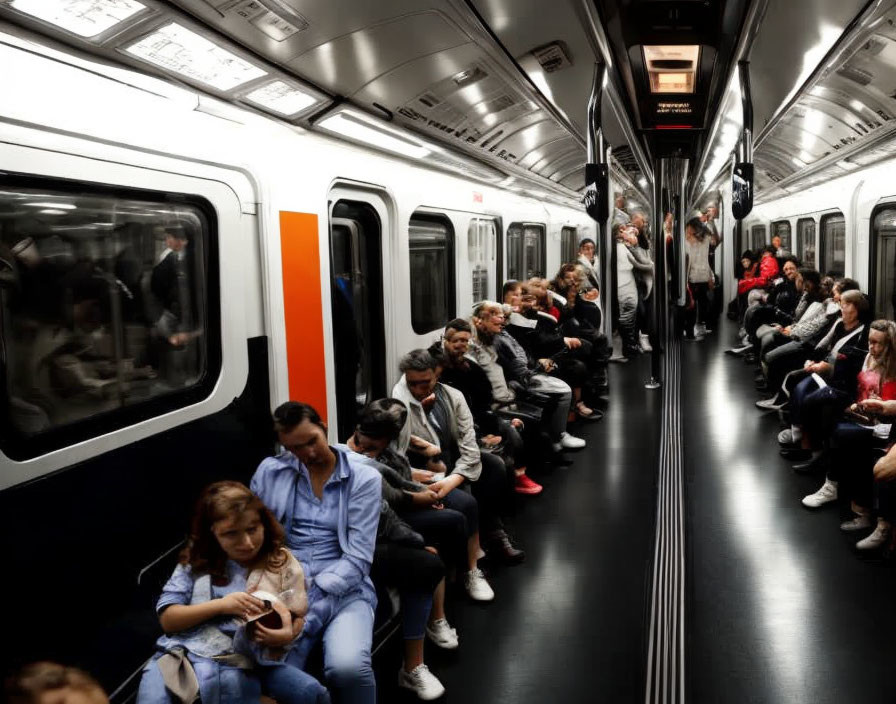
756, 397, 784, 410
695, 323, 708, 337
464, 568, 494, 601
856, 520, 891, 550
426, 618, 459, 649
639, 333, 653, 352
778, 428, 800, 445
801, 479, 838, 508
559, 431, 586, 449
840, 514, 873, 531
398, 664, 445, 701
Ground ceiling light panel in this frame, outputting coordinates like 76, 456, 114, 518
9, 0, 147, 38
125, 22, 267, 91
316, 109, 432, 159
243, 80, 317, 117
643, 45, 699, 94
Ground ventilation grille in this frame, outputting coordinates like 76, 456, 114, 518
837, 65, 874, 85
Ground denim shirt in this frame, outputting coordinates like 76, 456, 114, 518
250, 446, 381, 613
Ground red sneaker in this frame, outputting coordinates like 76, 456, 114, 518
515, 473, 543, 495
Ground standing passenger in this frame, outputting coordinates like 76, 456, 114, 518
684, 217, 714, 341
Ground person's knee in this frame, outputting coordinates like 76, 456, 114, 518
325, 650, 373, 690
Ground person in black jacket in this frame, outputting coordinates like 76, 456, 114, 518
430, 319, 543, 495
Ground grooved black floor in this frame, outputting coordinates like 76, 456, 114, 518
375, 354, 660, 703
685, 319, 896, 704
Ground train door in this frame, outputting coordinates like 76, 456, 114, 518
327, 193, 387, 442
468, 217, 497, 307
871, 205, 896, 319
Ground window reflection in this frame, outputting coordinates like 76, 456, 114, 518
0, 185, 207, 438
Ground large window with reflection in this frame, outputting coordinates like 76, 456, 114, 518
871, 205, 896, 319
0, 176, 217, 459
772, 220, 792, 253
797, 218, 816, 269
409, 213, 455, 333
820, 212, 846, 277
506, 222, 545, 281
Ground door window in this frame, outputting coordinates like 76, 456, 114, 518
507, 222, 546, 281
820, 212, 846, 277
468, 218, 495, 305
409, 213, 455, 334
772, 220, 792, 253
797, 218, 816, 269
872, 206, 896, 319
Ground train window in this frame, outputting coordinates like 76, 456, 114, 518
409, 213, 455, 333
561, 226, 578, 264
820, 212, 846, 277
772, 220, 792, 253
468, 218, 496, 305
330, 200, 386, 441
0, 178, 217, 458
750, 224, 766, 250
796, 218, 816, 269
870, 206, 896, 319
507, 222, 546, 281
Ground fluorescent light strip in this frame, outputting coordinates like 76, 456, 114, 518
244, 80, 317, 116
126, 22, 266, 91
317, 111, 431, 159
10, 0, 146, 39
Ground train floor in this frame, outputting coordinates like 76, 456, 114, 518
374, 352, 661, 703
685, 317, 896, 704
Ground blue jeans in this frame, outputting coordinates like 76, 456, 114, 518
287, 596, 376, 704
136, 655, 329, 704
136, 655, 259, 704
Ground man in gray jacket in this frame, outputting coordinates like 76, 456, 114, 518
392, 349, 524, 564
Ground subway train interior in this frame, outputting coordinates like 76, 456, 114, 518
3, 0, 896, 702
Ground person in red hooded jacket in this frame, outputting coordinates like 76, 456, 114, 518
738, 244, 779, 297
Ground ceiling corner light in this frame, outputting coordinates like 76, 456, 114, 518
125, 22, 267, 91
643, 45, 699, 94
243, 80, 317, 116
9, 0, 146, 39
316, 109, 432, 160
638, 176, 648, 187
837, 159, 859, 171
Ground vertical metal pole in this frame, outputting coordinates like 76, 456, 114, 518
602, 146, 614, 341
646, 159, 663, 390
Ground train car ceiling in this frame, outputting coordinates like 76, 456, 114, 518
2, 0, 893, 210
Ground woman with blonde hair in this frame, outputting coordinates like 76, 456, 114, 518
801, 320, 896, 520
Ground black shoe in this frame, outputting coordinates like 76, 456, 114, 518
780, 447, 811, 461
793, 455, 825, 474
486, 529, 525, 565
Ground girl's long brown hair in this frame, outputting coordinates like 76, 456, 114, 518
869, 320, 896, 382
180, 481, 286, 584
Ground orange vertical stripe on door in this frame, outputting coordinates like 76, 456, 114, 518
279, 211, 328, 422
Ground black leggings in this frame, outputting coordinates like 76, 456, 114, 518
685, 281, 710, 336
469, 450, 513, 534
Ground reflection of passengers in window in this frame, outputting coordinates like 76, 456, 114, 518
150, 226, 197, 348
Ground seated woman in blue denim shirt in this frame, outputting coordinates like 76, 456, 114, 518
251, 402, 382, 704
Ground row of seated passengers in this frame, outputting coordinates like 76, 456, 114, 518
726, 246, 896, 552
120, 267, 617, 704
